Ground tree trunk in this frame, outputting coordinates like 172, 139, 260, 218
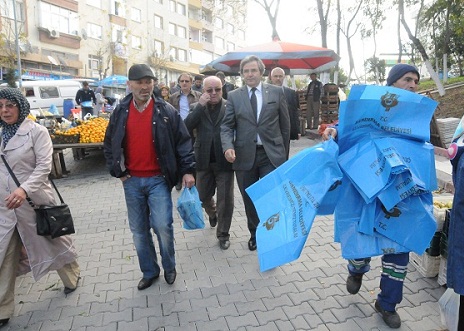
398, 0, 445, 95
341, 0, 363, 85
397, 9, 402, 63
316, 0, 328, 48
334, 0, 341, 84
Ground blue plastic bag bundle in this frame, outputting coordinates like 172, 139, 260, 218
334, 85, 439, 259
334, 181, 410, 259
246, 139, 343, 272
337, 85, 437, 153
176, 186, 205, 230
338, 136, 437, 209
367, 193, 436, 253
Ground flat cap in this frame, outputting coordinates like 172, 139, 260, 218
128, 64, 155, 80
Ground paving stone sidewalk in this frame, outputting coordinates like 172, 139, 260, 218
6, 137, 447, 331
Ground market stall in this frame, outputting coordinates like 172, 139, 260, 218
33, 112, 109, 178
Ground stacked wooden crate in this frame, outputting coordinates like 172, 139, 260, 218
297, 90, 307, 135
320, 83, 339, 124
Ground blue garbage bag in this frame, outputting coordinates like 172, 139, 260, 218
81, 100, 93, 108
246, 139, 343, 272
338, 138, 408, 203
48, 104, 59, 115
338, 137, 437, 209
177, 186, 205, 230
370, 193, 437, 254
334, 181, 409, 259
337, 85, 438, 153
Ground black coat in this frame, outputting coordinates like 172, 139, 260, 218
75, 88, 96, 105
185, 99, 232, 171
305, 80, 323, 102
103, 94, 195, 189
283, 86, 301, 140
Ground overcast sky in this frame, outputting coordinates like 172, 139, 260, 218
245, 1, 417, 75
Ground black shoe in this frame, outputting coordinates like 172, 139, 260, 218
0, 319, 9, 328
137, 274, 159, 290
346, 274, 363, 294
64, 276, 81, 295
375, 300, 401, 329
164, 269, 177, 285
219, 240, 230, 250
209, 216, 217, 228
248, 237, 257, 251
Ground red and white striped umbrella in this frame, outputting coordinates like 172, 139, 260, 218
200, 40, 340, 75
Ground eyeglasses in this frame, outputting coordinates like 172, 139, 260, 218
206, 87, 222, 94
0, 103, 17, 110
179, 80, 191, 83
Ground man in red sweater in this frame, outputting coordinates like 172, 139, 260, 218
104, 64, 195, 290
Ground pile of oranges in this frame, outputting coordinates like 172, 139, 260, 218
65, 117, 109, 143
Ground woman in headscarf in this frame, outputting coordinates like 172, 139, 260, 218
0, 88, 80, 327
95, 86, 108, 114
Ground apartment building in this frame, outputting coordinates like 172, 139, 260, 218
0, 0, 247, 84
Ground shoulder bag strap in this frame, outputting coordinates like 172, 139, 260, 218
1, 155, 65, 206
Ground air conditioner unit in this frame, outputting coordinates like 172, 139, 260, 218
49, 30, 60, 39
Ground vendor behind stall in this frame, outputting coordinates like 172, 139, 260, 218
75, 82, 96, 118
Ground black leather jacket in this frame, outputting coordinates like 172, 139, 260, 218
305, 80, 323, 102
103, 93, 195, 189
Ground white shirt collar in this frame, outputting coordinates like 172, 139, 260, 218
247, 82, 262, 93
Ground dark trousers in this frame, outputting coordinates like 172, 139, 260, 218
348, 252, 409, 311
81, 107, 93, 118
196, 164, 234, 241
235, 148, 275, 238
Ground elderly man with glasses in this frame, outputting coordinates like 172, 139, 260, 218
185, 76, 234, 248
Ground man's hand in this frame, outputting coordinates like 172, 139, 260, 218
182, 174, 195, 188
322, 127, 337, 141
224, 149, 236, 163
198, 92, 210, 106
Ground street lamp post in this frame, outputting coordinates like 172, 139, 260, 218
12, 0, 22, 87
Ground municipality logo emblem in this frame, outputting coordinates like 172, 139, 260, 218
263, 213, 280, 230
381, 92, 399, 111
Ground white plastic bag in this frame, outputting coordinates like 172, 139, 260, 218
438, 288, 460, 331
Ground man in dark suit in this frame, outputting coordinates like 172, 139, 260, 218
185, 76, 234, 250
221, 55, 290, 251
216, 71, 236, 100
270, 67, 301, 141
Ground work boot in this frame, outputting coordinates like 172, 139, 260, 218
375, 300, 401, 329
346, 273, 363, 294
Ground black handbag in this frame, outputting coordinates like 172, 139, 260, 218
1, 155, 75, 238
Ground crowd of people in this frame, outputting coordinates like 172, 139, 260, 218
1, 58, 460, 330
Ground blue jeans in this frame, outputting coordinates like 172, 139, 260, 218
123, 175, 175, 278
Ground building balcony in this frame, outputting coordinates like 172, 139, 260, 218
189, 18, 203, 30
189, 41, 203, 51
188, 0, 202, 9
37, 27, 81, 49
109, 14, 127, 27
